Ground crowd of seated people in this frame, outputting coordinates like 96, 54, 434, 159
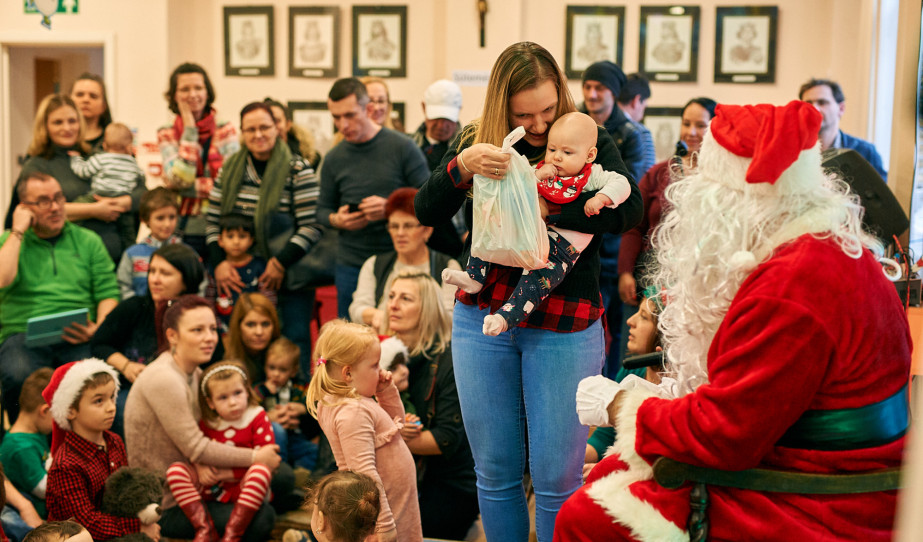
0, 39, 899, 542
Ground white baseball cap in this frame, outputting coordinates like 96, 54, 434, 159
423, 79, 463, 122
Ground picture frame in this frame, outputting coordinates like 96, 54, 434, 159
352, 5, 407, 78
714, 6, 778, 84
289, 6, 339, 78
639, 6, 700, 83
564, 5, 626, 79
224, 6, 275, 77
643, 107, 684, 162
289, 101, 335, 156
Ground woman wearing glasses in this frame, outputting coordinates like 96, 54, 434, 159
206, 101, 323, 377
7, 93, 142, 262
349, 187, 460, 331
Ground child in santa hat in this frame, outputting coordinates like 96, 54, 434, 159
43, 359, 160, 542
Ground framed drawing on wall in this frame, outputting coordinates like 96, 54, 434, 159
643, 107, 684, 162
224, 6, 274, 77
639, 6, 700, 83
714, 6, 778, 83
564, 5, 625, 79
289, 6, 339, 78
289, 101, 335, 156
352, 5, 407, 78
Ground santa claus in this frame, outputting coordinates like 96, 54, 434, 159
554, 101, 910, 541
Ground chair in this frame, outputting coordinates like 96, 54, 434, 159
652, 456, 902, 542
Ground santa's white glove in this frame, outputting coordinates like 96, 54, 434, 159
620, 374, 680, 399
576, 375, 622, 427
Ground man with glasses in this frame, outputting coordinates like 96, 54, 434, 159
0, 172, 119, 423
317, 77, 429, 317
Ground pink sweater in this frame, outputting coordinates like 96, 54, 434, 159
318, 385, 422, 542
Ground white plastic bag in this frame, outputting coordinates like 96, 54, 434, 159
471, 126, 550, 270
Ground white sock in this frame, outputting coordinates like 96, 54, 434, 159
482, 314, 508, 336
443, 268, 484, 294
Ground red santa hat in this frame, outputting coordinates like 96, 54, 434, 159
378, 335, 409, 371
698, 100, 824, 195
43, 359, 120, 454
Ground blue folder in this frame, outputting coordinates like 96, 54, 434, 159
24, 308, 89, 348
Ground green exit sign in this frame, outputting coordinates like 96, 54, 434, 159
24, 0, 79, 14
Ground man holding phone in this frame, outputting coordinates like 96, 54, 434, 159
318, 77, 430, 317
0, 172, 119, 423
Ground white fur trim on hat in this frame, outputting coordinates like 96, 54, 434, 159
585, 469, 689, 542
49, 358, 120, 430
609, 387, 658, 478
697, 130, 825, 196
379, 336, 409, 371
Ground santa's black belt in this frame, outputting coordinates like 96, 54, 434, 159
776, 385, 908, 451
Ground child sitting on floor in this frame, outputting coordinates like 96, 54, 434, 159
165, 361, 274, 542
254, 337, 317, 470
443, 112, 631, 335
281, 470, 381, 542
44, 359, 160, 541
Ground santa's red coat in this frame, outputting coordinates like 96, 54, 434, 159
555, 235, 910, 541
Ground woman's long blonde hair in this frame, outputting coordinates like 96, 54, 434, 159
28, 94, 90, 158
305, 320, 379, 418
359, 76, 394, 129
460, 41, 575, 149
380, 271, 451, 358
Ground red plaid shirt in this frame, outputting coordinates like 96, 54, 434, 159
448, 156, 603, 332
47, 430, 141, 540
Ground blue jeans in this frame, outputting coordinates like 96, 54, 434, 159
0, 333, 90, 424
278, 287, 316, 380
1, 504, 33, 542
334, 264, 362, 319
272, 422, 318, 471
452, 303, 604, 542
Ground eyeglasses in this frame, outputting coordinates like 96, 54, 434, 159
369, 98, 389, 106
387, 222, 422, 232
242, 124, 276, 135
22, 193, 66, 210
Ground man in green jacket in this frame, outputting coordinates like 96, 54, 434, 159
0, 172, 120, 423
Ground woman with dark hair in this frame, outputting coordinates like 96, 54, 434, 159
69, 72, 112, 152
415, 42, 641, 541
263, 97, 321, 166
91, 243, 208, 436
125, 294, 282, 542
207, 101, 323, 376
157, 62, 239, 255
617, 97, 717, 312
6, 93, 140, 262
348, 187, 460, 330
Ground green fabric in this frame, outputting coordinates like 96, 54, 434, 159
0, 431, 50, 517
219, 138, 292, 258
777, 385, 909, 451
0, 222, 119, 343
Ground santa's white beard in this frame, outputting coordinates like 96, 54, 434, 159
648, 144, 875, 395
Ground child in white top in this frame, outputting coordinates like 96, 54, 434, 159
444, 112, 631, 335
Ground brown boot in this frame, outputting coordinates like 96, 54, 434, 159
219, 503, 259, 542
179, 499, 218, 542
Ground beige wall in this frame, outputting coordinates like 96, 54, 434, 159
1, 0, 915, 214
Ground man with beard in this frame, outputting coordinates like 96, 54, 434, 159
555, 101, 909, 541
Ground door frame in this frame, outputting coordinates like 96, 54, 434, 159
0, 30, 114, 219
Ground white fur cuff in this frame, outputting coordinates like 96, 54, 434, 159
610, 387, 658, 477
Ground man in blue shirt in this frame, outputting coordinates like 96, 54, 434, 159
799, 78, 888, 182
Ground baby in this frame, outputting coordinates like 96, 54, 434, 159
444, 112, 631, 335
70, 122, 145, 249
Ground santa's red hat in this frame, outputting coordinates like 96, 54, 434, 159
43, 359, 120, 454
699, 100, 824, 194
378, 335, 409, 371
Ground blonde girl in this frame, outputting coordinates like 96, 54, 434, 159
165, 361, 275, 542
306, 320, 422, 542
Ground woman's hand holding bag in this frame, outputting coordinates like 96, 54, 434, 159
471, 126, 550, 270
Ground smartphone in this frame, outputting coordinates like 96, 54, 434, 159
348, 203, 361, 213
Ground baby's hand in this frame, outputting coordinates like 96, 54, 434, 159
584, 194, 613, 216
535, 163, 557, 180
376, 369, 393, 394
